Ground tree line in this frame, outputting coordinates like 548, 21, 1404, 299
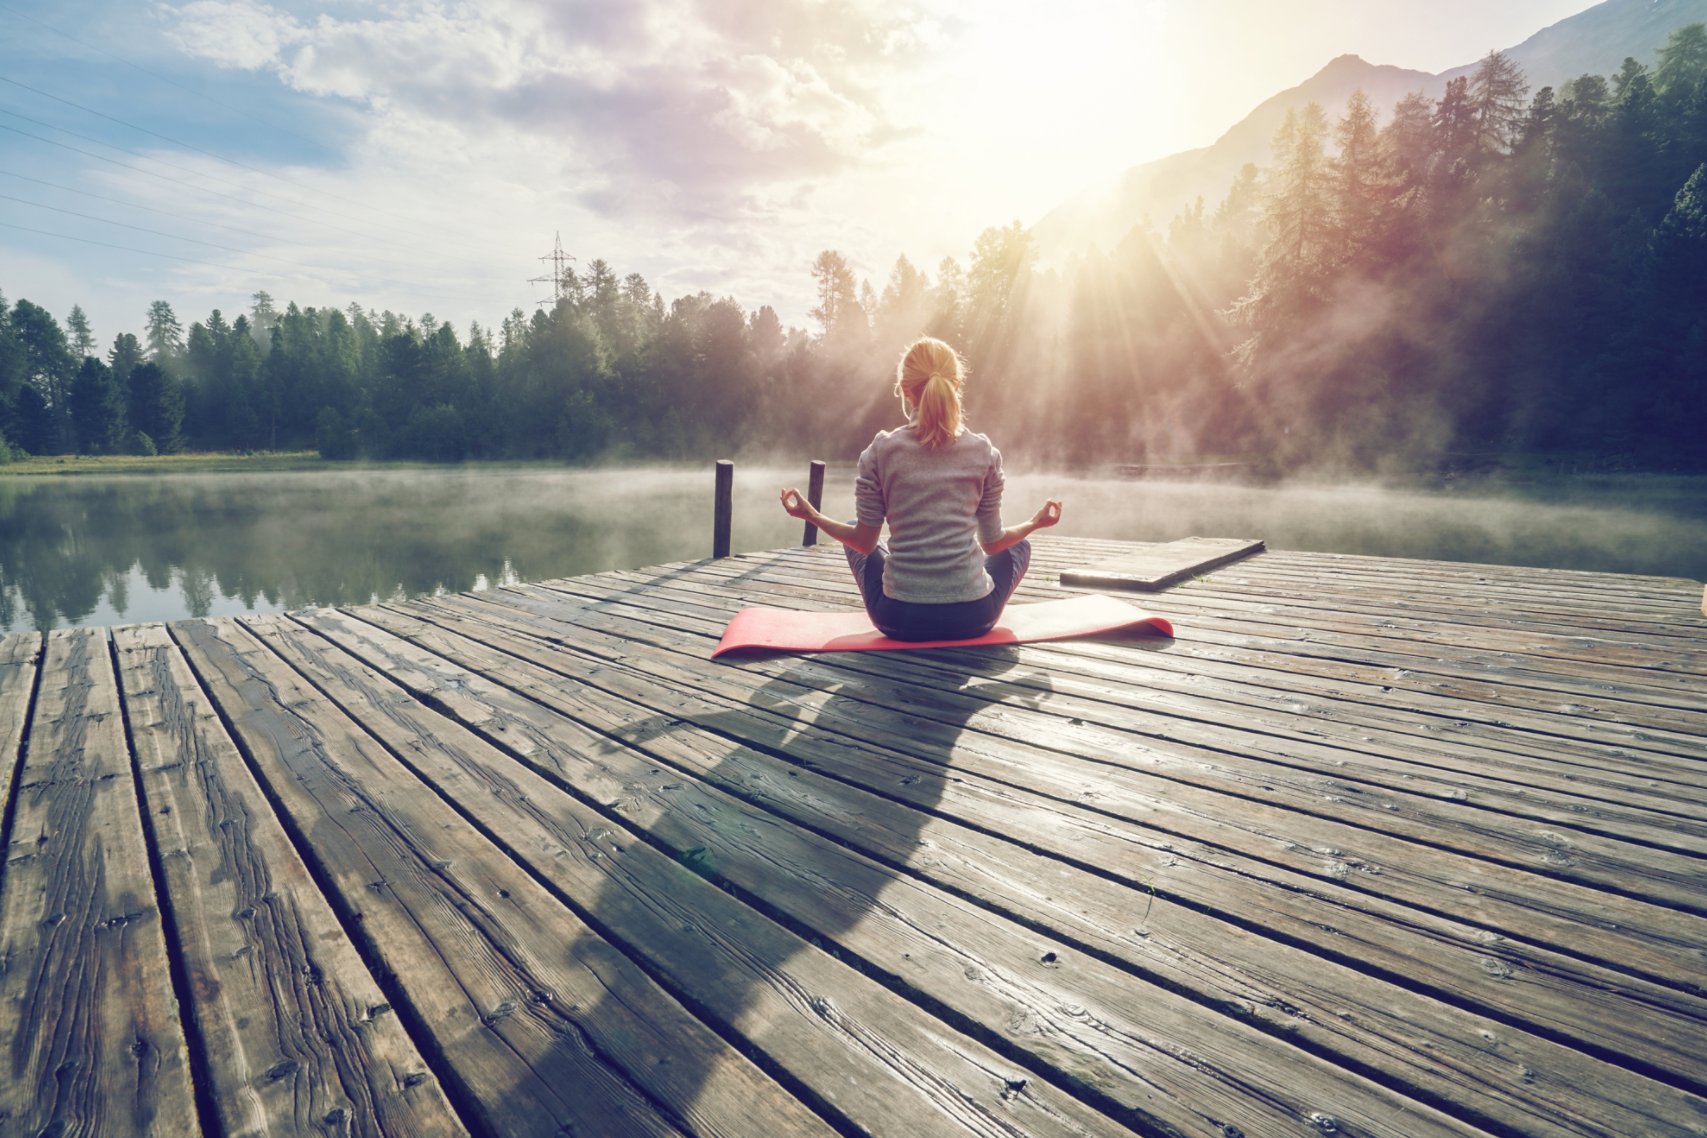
2, 25, 1704, 474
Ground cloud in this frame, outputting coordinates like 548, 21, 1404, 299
159, 0, 933, 216
159, 0, 300, 71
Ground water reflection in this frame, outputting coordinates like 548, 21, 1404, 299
2, 466, 1703, 633
0, 468, 793, 634
1013, 474, 1707, 579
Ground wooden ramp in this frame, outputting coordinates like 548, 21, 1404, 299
2, 538, 1706, 1137
1059, 536, 1266, 591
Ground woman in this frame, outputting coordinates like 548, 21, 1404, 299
781, 336, 1061, 641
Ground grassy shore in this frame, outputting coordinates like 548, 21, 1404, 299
0, 451, 324, 477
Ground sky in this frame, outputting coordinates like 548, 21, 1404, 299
0, 0, 1605, 345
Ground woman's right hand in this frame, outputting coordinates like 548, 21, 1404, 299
779, 487, 814, 521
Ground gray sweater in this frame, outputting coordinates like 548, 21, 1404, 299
854, 425, 1005, 603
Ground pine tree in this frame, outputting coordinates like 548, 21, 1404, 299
145, 300, 184, 363
128, 362, 184, 453
876, 253, 931, 346
1258, 103, 1334, 308
1653, 23, 1707, 99
108, 333, 144, 384
1468, 51, 1530, 160
65, 305, 96, 359
808, 250, 858, 341
70, 357, 126, 454
1432, 76, 1478, 187
965, 221, 1035, 350
1331, 91, 1385, 264
928, 256, 965, 343
249, 290, 279, 343
10, 299, 75, 453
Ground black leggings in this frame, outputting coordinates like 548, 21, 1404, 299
845, 539, 1032, 641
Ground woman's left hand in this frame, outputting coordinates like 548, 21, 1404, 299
1031, 499, 1063, 530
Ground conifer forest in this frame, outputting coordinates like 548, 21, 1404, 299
3, 30, 1704, 475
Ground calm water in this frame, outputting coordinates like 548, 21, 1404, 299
2, 465, 1704, 633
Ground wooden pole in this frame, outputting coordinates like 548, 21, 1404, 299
713, 460, 733, 559
802, 459, 826, 547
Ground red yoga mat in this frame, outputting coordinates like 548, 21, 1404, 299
712, 593, 1173, 658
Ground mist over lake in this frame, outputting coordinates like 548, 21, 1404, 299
3, 465, 1703, 634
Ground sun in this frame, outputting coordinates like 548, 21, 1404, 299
926, 2, 1180, 219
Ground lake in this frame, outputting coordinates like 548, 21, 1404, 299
3, 464, 1704, 633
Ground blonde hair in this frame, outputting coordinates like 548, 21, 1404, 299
895, 337, 966, 448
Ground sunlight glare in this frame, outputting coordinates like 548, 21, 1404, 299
933, 1, 1178, 215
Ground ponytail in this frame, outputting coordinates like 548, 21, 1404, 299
896, 337, 966, 448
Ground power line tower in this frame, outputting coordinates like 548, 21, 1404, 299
530, 231, 576, 306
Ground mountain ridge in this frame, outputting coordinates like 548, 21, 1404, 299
1032, 0, 1707, 258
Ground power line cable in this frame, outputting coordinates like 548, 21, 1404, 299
0, 167, 297, 247
0, 219, 233, 268
0, 218, 528, 313
0, 163, 498, 282
0, 103, 391, 245
0, 16, 577, 306
0, 0, 330, 155
1, 74, 285, 185
0, 190, 318, 269
0, 26, 560, 320
0, 71, 489, 254
0, 112, 500, 279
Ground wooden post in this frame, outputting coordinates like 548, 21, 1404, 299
713, 460, 733, 559
802, 460, 826, 547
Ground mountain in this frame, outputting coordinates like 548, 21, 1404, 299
1031, 55, 1431, 257
1440, 0, 1707, 91
1032, 0, 1707, 259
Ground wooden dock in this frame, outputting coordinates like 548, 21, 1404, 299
2, 537, 1705, 1138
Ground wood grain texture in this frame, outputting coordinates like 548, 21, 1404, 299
113, 622, 467, 1138
0, 628, 198, 1138
258, 610, 1125, 1138
1059, 536, 1266, 591
323, 602, 1492, 1138
321, 597, 1707, 1138
484, 559, 1707, 1057
6, 538, 1702, 1138
568, 559, 1707, 853
0, 631, 42, 865
520, 575, 1707, 975
589, 560, 1707, 839
171, 615, 820, 1138
471, 573, 1707, 1030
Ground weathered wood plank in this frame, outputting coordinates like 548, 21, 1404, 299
554, 552, 1707, 791
170, 615, 820, 1138
565, 561, 1707, 828
318, 603, 1498, 1138
754, 541, 1707, 693
399, 584, 1707, 1052
1052, 538, 1698, 604
688, 550, 1707, 743
112, 622, 468, 1138
648, 563, 1707, 815
1202, 548, 1701, 607
620, 574, 1707, 872
517, 578, 1707, 933
254, 611, 1135, 1138
311, 603, 1707, 1138
0, 631, 42, 857
1056, 548, 1700, 639
1148, 591, 1707, 692
1178, 568, 1707, 641
0, 628, 199, 1138
1058, 536, 1265, 591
